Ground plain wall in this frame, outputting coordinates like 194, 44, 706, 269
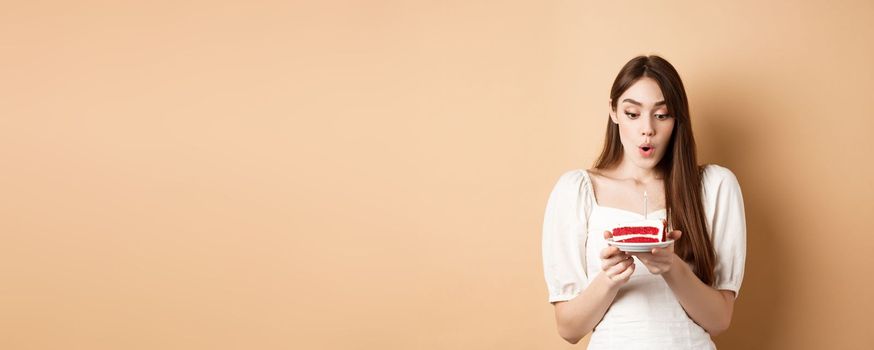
2, 1, 873, 349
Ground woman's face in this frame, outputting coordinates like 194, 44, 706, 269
609, 77, 676, 170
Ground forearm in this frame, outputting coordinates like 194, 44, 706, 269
662, 255, 734, 335
554, 272, 621, 343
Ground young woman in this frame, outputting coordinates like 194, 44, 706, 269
541, 55, 746, 349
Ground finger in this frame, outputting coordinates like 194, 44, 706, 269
631, 255, 649, 266
634, 254, 651, 265
607, 259, 634, 276
602, 254, 632, 270
610, 261, 636, 281
669, 230, 682, 241
603, 230, 613, 240
652, 247, 674, 257
649, 255, 673, 268
604, 254, 628, 266
615, 262, 635, 280
600, 246, 620, 259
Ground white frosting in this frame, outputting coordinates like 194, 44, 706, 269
613, 233, 663, 242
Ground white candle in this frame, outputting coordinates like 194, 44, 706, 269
644, 191, 648, 219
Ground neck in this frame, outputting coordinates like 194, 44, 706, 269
613, 159, 662, 183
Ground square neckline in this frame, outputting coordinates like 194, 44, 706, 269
583, 169, 668, 218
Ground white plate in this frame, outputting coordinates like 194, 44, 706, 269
607, 239, 675, 252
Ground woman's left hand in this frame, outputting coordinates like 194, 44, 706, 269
630, 230, 682, 275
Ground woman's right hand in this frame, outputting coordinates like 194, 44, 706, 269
600, 230, 635, 288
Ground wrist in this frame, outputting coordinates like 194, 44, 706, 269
662, 254, 686, 282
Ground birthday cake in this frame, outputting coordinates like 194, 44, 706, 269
611, 219, 668, 243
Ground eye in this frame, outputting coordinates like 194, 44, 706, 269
624, 112, 639, 119
655, 114, 672, 120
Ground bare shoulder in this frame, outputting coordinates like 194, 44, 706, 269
585, 168, 608, 188
584, 168, 599, 179
585, 167, 626, 186
585, 168, 614, 181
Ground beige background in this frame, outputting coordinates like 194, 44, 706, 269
2, 1, 873, 349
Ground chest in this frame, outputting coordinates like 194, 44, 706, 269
589, 176, 667, 214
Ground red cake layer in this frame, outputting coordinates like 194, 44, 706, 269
612, 226, 660, 236
617, 236, 660, 243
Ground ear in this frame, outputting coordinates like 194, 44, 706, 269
608, 99, 618, 124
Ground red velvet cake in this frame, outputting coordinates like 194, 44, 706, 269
611, 219, 668, 243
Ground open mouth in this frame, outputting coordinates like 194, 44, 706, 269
639, 145, 654, 157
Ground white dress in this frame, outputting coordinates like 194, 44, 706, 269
541, 164, 747, 349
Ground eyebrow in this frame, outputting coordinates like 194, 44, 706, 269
622, 98, 666, 107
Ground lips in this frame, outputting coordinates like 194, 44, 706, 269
639, 144, 654, 157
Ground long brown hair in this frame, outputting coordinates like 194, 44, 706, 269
593, 55, 716, 285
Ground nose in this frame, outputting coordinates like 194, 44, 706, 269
641, 117, 655, 137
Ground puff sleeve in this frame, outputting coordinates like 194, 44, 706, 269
701, 165, 748, 298
541, 170, 590, 303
